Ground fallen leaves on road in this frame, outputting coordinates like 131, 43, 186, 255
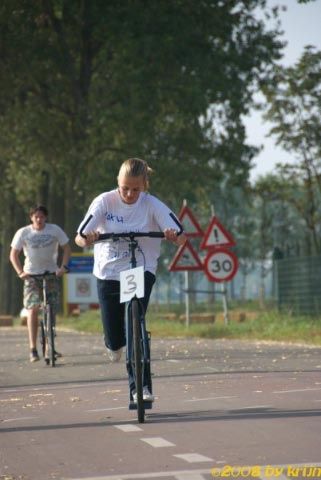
69, 396, 81, 402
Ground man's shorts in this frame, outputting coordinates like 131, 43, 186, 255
23, 274, 59, 310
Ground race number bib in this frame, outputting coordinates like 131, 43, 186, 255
120, 266, 145, 303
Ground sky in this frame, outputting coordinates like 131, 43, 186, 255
247, 0, 321, 181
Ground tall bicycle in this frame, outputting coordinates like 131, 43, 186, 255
81, 215, 182, 423
31, 272, 57, 367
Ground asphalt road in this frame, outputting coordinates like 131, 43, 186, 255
1, 326, 321, 480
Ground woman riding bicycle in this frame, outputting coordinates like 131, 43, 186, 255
75, 158, 186, 400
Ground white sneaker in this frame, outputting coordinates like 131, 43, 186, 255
133, 386, 154, 403
107, 348, 122, 363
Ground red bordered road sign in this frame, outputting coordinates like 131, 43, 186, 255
178, 205, 204, 238
204, 247, 238, 282
168, 240, 203, 272
201, 216, 235, 249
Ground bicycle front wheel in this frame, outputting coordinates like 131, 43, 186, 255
132, 299, 144, 423
47, 305, 56, 367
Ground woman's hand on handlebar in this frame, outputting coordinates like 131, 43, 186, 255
164, 228, 186, 246
75, 231, 100, 248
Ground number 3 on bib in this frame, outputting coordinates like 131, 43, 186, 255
120, 266, 145, 303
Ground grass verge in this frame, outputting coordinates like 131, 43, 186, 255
58, 305, 321, 346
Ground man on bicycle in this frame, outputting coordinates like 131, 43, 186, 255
10, 205, 71, 363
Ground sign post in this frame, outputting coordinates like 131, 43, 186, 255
203, 247, 239, 325
168, 241, 203, 327
168, 241, 203, 328
169, 201, 204, 326
168, 202, 238, 327
201, 215, 238, 324
184, 271, 190, 328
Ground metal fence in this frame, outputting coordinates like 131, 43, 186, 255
275, 255, 321, 315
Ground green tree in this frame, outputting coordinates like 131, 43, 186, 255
0, 0, 284, 313
263, 47, 321, 255
1, 0, 284, 207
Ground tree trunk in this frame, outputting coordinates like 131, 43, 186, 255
0, 200, 25, 314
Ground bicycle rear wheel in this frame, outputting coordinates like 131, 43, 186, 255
47, 305, 56, 367
132, 298, 144, 423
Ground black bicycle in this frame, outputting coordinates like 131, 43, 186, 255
32, 272, 57, 367
82, 215, 182, 422
98, 230, 163, 423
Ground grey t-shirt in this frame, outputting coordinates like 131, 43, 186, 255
11, 223, 69, 274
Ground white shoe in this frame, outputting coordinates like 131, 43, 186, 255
107, 348, 122, 363
133, 386, 154, 403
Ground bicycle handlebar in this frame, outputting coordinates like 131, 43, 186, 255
79, 212, 183, 241
29, 271, 55, 278
97, 231, 165, 241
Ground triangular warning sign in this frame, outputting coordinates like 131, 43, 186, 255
200, 216, 235, 249
178, 205, 203, 238
168, 240, 203, 271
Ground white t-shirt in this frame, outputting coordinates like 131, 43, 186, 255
77, 189, 182, 280
11, 223, 69, 275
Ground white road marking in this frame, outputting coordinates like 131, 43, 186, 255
2, 416, 37, 423
2, 382, 120, 394
115, 424, 143, 432
173, 453, 214, 463
141, 437, 175, 448
235, 405, 273, 410
184, 395, 237, 402
273, 387, 321, 394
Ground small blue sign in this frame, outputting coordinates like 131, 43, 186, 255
68, 255, 94, 273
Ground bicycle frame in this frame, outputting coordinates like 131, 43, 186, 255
126, 297, 151, 422
42, 274, 56, 367
32, 272, 57, 367
120, 235, 156, 422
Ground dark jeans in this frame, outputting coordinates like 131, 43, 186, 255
97, 271, 155, 351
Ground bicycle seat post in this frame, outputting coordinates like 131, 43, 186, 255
42, 276, 47, 305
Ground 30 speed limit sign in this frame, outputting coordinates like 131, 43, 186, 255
204, 247, 238, 282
